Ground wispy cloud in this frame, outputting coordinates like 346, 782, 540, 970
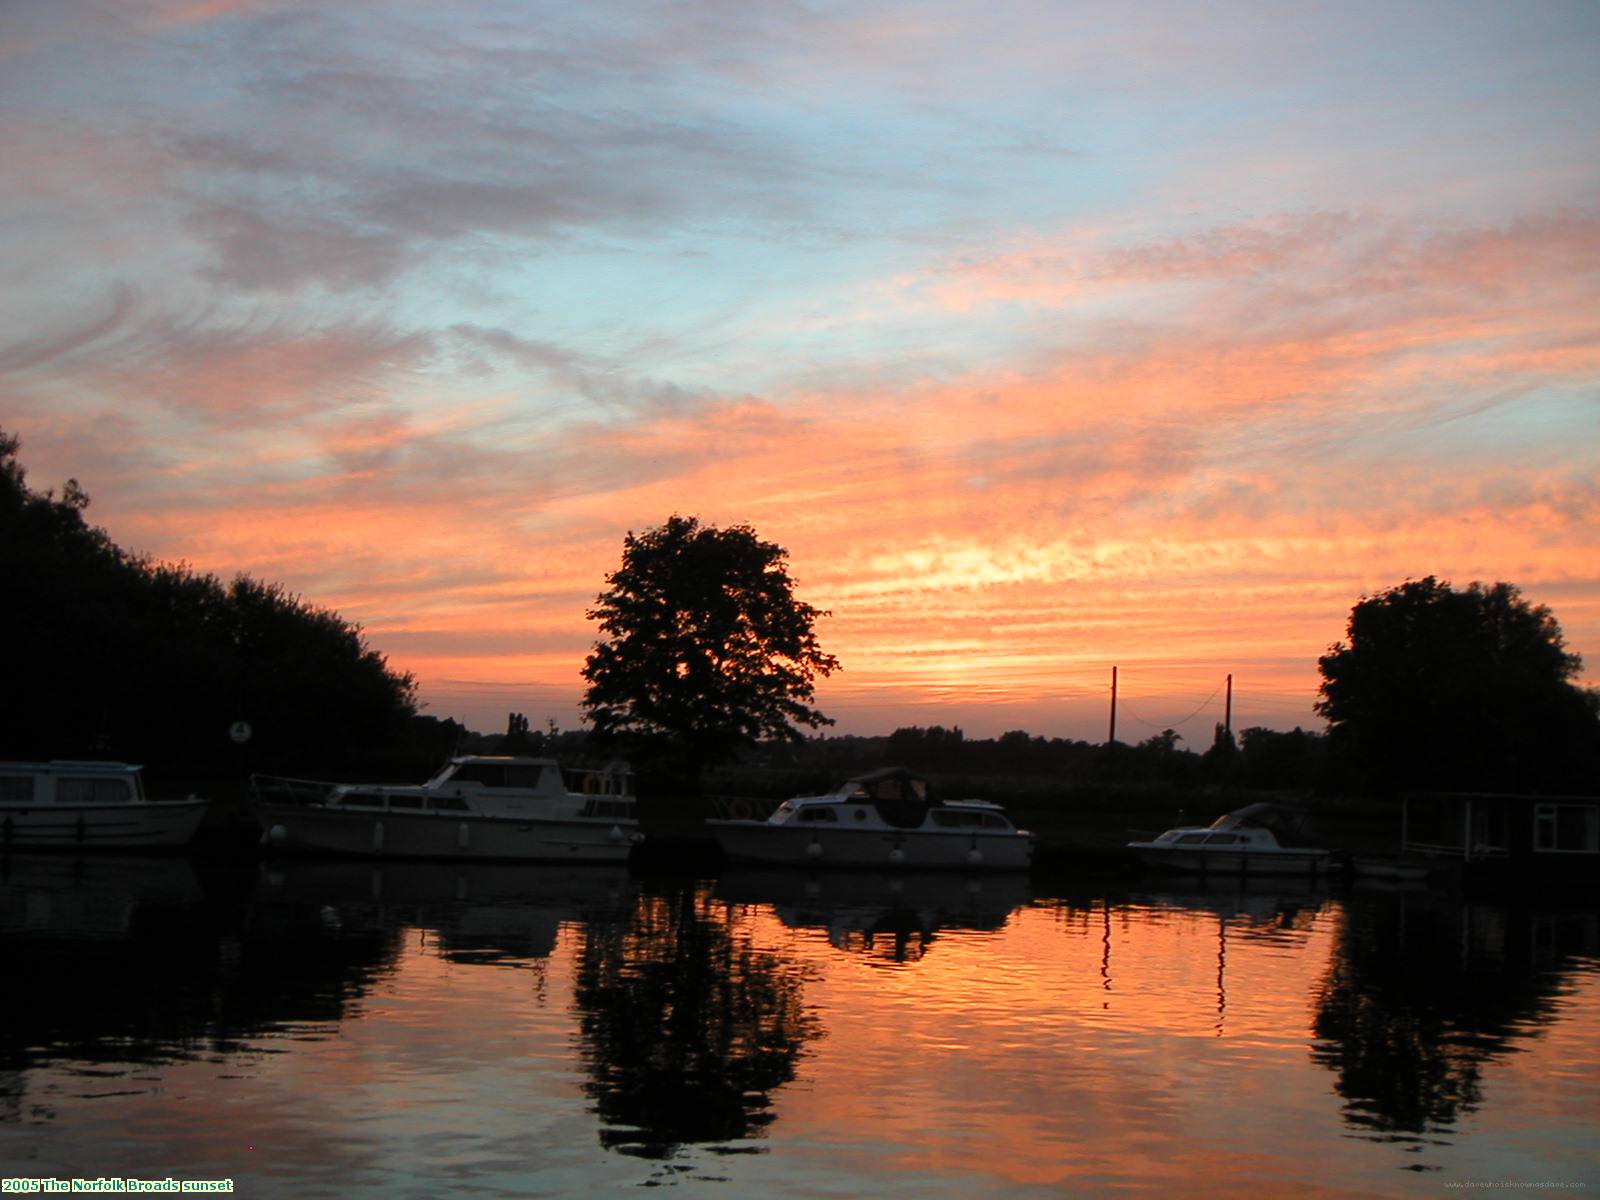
3, 0, 1597, 737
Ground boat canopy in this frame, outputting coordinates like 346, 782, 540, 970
845, 768, 932, 830
1211, 802, 1321, 848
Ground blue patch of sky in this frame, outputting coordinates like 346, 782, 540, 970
1425, 388, 1600, 460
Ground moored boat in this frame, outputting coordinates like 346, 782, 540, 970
707, 768, 1034, 871
252, 755, 643, 863
1349, 855, 1431, 884
0, 761, 210, 849
1127, 802, 1332, 877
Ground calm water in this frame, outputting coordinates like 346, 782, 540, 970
2, 854, 1596, 1197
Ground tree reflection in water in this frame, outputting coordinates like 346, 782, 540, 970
1312, 891, 1598, 1141
572, 882, 817, 1159
0, 853, 405, 1125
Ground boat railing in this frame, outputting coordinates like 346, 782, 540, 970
706, 794, 781, 821
250, 774, 337, 807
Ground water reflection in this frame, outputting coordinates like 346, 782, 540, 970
1313, 890, 1600, 1143
0, 853, 398, 1135
1092, 882, 1333, 1038
0, 854, 396, 1073
714, 868, 1030, 964
572, 881, 818, 1159
259, 858, 634, 969
2, 851, 1597, 1192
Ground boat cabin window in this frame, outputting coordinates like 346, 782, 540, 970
451, 762, 548, 789
1176, 833, 1209, 845
798, 806, 839, 823
932, 809, 1016, 830
339, 792, 384, 808
386, 795, 423, 809
1535, 804, 1600, 854
1205, 833, 1241, 845
0, 776, 35, 803
58, 777, 132, 805
582, 798, 636, 820
427, 796, 470, 812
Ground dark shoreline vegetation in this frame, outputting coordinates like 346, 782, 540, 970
5, 427, 1598, 864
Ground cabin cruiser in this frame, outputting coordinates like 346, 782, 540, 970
707, 768, 1034, 871
0, 761, 210, 848
252, 755, 643, 863
1127, 802, 1332, 876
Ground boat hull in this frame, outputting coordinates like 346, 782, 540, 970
255, 803, 640, 863
0, 799, 210, 849
1129, 846, 1331, 877
707, 820, 1034, 871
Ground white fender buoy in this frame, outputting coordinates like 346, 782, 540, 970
458, 822, 470, 850
966, 848, 984, 866
608, 825, 624, 844
806, 840, 824, 859
267, 824, 289, 847
373, 821, 385, 853
888, 848, 906, 865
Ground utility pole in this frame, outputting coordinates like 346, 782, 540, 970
1108, 665, 1118, 745
1224, 673, 1233, 737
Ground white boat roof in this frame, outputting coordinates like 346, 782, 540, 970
795, 792, 1004, 810
447, 755, 561, 766
3, 760, 142, 775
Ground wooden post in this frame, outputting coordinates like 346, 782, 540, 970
1108, 666, 1118, 745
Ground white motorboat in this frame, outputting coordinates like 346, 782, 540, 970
1127, 802, 1332, 876
707, 768, 1034, 871
0, 761, 210, 849
253, 755, 643, 863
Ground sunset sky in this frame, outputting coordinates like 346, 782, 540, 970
4, 1, 1597, 742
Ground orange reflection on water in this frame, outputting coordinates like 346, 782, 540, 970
8, 860, 1598, 1196
722, 889, 1357, 1194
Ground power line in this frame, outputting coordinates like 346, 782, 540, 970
1119, 679, 1224, 732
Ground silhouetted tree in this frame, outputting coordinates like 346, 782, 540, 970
1316, 577, 1600, 794
1201, 722, 1241, 783
1238, 725, 1325, 791
0, 428, 417, 777
581, 516, 839, 796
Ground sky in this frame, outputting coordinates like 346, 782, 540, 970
3, 0, 1598, 744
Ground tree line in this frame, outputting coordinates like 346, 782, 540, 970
6, 427, 1597, 802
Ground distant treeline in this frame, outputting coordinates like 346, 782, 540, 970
481, 718, 1326, 805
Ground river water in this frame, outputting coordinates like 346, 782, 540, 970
1, 854, 1596, 1197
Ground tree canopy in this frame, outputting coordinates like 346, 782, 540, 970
1, 428, 419, 778
1316, 577, 1599, 794
580, 516, 839, 781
